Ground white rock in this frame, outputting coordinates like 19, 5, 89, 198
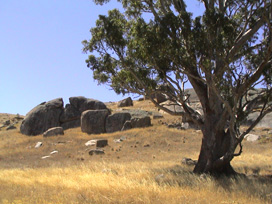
35, 142, 43, 148
85, 140, 96, 146
41, 156, 50, 159
114, 139, 121, 143
50, 150, 58, 155
43, 127, 64, 137
245, 134, 260, 142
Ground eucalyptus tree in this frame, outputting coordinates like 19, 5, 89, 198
83, 0, 272, 175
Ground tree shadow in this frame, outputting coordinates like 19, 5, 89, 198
152, 164, 272, 203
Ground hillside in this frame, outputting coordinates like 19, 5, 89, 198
0, 99, 272, 204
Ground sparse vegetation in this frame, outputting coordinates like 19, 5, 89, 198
0, 101, 271, 203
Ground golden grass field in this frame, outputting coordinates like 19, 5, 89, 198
0, 100, 272, 204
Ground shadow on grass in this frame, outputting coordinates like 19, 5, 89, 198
152, 164, 272, 203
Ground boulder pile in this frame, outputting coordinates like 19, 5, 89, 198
20, 97, 152, 136
81, 111, 151, 134
20, 97, 107, 136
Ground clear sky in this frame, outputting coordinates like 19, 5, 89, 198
0, 0, 203, 115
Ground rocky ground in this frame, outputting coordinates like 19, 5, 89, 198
0, 99, 272, 204
0, 99, 271, 172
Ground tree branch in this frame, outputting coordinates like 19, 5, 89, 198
238, 106, 272, 142
227, 17, 266, 62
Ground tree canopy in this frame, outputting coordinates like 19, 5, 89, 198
83, 0, 272, 175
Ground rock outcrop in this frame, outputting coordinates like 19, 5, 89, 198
106, 112, 131, 133
244, 112, 272, 128
118, 97, 133, 107
20, 97, 108, 136
130, 116, 151, 128
121, 121, 132, 131
69, 96, 107, 112
81, 110, 109, 134
20, 96, 154, 136
60, 97, 107, 130
20, 98, 63, 136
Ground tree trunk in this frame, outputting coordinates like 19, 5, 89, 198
193, 116, 237, 176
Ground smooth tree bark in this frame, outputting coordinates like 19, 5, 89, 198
83, 0, 272, 175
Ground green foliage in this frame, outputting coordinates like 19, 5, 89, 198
83, 0, 271, 121
84, 0, 272, 174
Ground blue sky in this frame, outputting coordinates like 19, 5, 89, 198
0, 0, 203, 115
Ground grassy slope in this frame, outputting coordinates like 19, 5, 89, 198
0, 100, 271, 204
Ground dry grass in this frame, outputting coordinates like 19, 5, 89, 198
0, 100, 272, 204
1, 162, 271, 204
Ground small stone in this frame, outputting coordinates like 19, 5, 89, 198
41, 156, 50, 159
114, 139, 122, 143
181, 157, 197, 166
153, 113, 163, 119
181, 122, 190, 130
89, 149, 105, 156
3, 120, 11, 126
85, 139, 108, 147
155, 174, 165, 182
120, 136, 126, 141
85, 140, 97, 146
96, 139, 108, 148
35, 142, 43, 148
50, 150, 58, 155
6, 124, 16, 130
144, 144, 150, 147
245, 134, 260, 142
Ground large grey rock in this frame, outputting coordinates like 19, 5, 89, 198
20, 98, 63, 136
131, 116, 151, 128
61, 119, 80, 130
244, 112, 272, 128
155, 93, 168, 103
81, 110, 109, 134
118, 97, 133, 107
60, 104, 81, 123
43, 127, 64, 137
121, 109, 152, 118
121, 121, 132, 131
60, 97, 107, 130
106, 112, 131, 133
20, 96, 109, 134
69, 96, 107, 112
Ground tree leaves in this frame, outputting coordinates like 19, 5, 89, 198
84, 0, 271, 128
